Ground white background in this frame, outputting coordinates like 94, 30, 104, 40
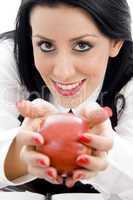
0, 0, 133, 33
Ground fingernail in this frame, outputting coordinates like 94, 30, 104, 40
66, 180, 75, 188
76, 157, 90, 165
46, 169, 56, 180
33, 136, 41, 145
56, 177, 63, 184
16, 100, 24, 107
103, 107, 112, 117
79, 135, 91, 143
74, 173, 85, 181
37, 159, 47, 166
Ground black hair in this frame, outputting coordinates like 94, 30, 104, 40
0, 0, 133, 128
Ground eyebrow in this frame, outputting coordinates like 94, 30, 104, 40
32, 33, 99, 42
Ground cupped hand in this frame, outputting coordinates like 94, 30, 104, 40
65, 103, 114, 187
16, 98, 63, 184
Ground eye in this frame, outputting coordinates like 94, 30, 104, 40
37, 41, 55, 52
73, 41, 92, 52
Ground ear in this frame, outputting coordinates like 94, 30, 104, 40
109, 40, 124, 57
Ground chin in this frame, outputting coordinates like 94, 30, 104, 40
54, 93, 87, 108
49, 82, 90, 108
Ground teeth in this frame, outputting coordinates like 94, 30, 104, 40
55, 81, 81, 90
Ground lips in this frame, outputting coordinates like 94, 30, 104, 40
52, 79, 86, 96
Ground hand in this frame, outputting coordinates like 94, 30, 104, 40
16, 98, 63, 184
65, 103, 114, 187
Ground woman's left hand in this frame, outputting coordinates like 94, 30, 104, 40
65, 103, 114, 187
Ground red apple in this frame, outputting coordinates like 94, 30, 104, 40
37, 113, 91, 175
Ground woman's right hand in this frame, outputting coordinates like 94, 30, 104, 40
16, 98, 63, 184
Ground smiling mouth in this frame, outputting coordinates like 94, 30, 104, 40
52, 79, 86, 96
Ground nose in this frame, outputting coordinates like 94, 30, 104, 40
52, 53, 76, 82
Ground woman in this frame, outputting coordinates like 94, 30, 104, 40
0, 0, 133, 199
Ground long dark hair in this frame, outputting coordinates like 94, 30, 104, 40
1, 0, 133, 127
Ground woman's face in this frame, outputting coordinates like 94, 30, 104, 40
30, 4, 121, 108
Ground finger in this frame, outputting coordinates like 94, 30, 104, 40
20, 147, 50, 168
79, 133, 113, 151
16, 98, 58, 118
65, 177, 75, 188
45, 167, 63, 184
28, 165, 61, 184
76, 154, 108, 171
79, 106, 112, 128
92, 150, 107, 157
91, 117, 112, 135
65, 169, 97, 187
73, 169, 98, 182
16, 129, 44, 147
21, 117, 44, 132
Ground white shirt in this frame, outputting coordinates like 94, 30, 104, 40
0, 39, 133, 200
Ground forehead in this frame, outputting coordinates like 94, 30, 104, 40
30, 4, 101, 36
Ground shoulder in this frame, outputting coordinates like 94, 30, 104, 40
0, 38, 19, 81
115, 78, 133, 137
116, 78, 133, 110
0, 38, 29, 99
116, 78, 133, 125
0, 38, 15, 64
119, 78, 133, 97
0, 38, 14, 55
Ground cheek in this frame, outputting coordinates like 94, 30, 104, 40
77, 50, 109, 79
33, 53, 52, 76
